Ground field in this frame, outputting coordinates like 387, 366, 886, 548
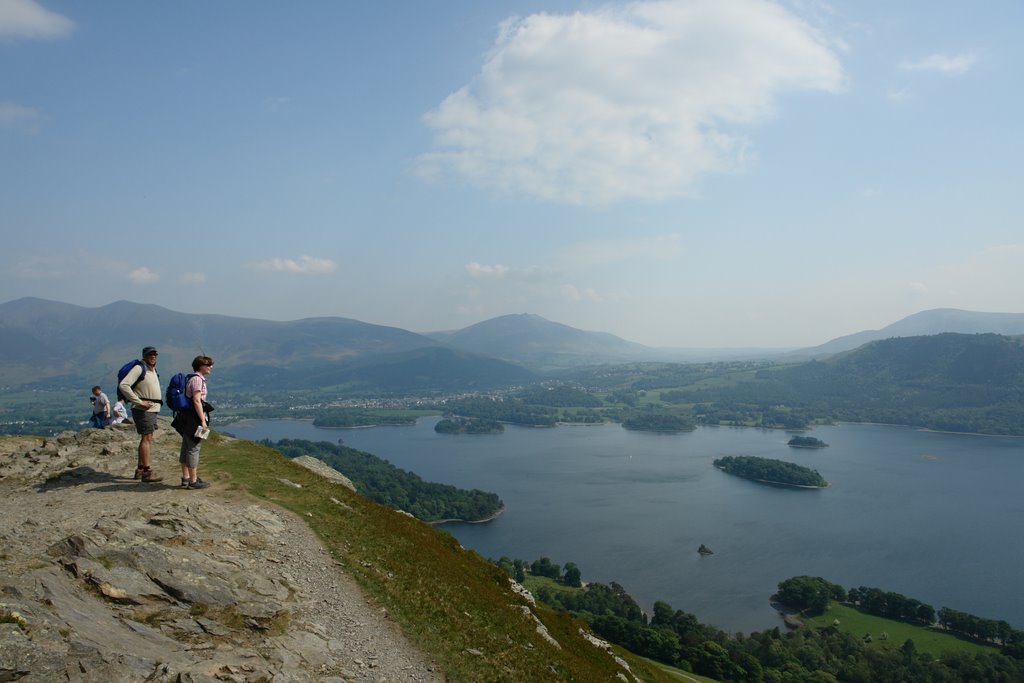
803, 602, 997, 657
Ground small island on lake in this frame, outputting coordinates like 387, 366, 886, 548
714, 455, 829, 488
434, 417, 504, 434
787, 436, 829, 449
621, 412, 695, 433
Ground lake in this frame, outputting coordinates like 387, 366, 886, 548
223, 418, 1024, 634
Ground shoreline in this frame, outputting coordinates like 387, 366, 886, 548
226, 417, 1024, 439
714, 465, 829, 489
430, 506, 506, 526
836, 420, 1024, 439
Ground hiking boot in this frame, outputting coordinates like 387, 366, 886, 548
187, 478, 209, 490
134, 467, 145, 480
141, 471, 163, 483
180, 477, 190, 488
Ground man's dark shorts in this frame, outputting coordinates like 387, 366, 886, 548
132, 409, 158, 435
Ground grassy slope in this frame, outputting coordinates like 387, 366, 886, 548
803, 602, 997, 658
202, 435, 682, 682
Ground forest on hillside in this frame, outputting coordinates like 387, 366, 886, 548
266, 438, 503, 522
497, 560, 1024, 682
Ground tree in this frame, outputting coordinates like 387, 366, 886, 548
562, 562, 582, 587
777, 576, 838, 614
530, 557, 561, 580
651, 601, 675, 627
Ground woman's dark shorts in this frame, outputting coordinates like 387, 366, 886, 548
132, 409, 159, 435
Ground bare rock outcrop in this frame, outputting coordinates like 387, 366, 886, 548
292, 456, 356, 491
0, 422, 441, 682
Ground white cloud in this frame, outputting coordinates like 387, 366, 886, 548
418, 0, 843, 204
465, 262, 511, 278
0, 0, 74, 39
908, 281, 928, 294
560, 284, 605, 303
900, 52, 978, 76
179, 272, 207, 285
128, 267, 159, 284
464, 261, 550, 281
886, 86, 912, 103
252, 255, 337, 274
0, 101, 42, 133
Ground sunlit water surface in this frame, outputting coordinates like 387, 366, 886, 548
224, 418, 1024, 633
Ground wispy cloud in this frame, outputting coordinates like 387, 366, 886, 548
13, 253, 69, 279
464, 262, 547, 280
418, 0, 843, 205
128, 267, 159, 284
252, 255, 337, 274
560, 284, 604, 303
886, 86, 912, 103
0, 101, 42, 133
460, 258, 611, 316
179, 272, 206, 285
465, 262, 511, 278
900, 52, 978, 76
0, 0, 74, 39
560, 234, 684, 270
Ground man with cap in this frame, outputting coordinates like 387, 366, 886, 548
118, 346, 164, 482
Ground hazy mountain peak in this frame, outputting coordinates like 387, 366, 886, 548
437, 312, 651, 370
799, 308, 1024, 357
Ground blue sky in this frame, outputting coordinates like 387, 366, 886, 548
2, 0, 1021, 348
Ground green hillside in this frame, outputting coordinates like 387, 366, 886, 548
673, 333, 1024, 434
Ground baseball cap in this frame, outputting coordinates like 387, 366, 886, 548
142, 346, 158, 356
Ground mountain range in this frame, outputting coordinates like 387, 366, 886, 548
2, 298, 1024, 392
795, 308, 1024, 357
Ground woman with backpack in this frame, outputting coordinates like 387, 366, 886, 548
175, 355, 214, 490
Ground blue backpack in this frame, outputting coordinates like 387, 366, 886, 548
116, 360, 146, 401
166, 372, 199, 413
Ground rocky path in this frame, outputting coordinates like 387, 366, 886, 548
0, 421, 444, 682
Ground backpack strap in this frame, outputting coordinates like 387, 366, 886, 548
183, 373, 205, 397
132, 363, 146, 389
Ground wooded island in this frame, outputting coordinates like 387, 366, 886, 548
788, 435, 829, 448
714, 455, 828, 488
